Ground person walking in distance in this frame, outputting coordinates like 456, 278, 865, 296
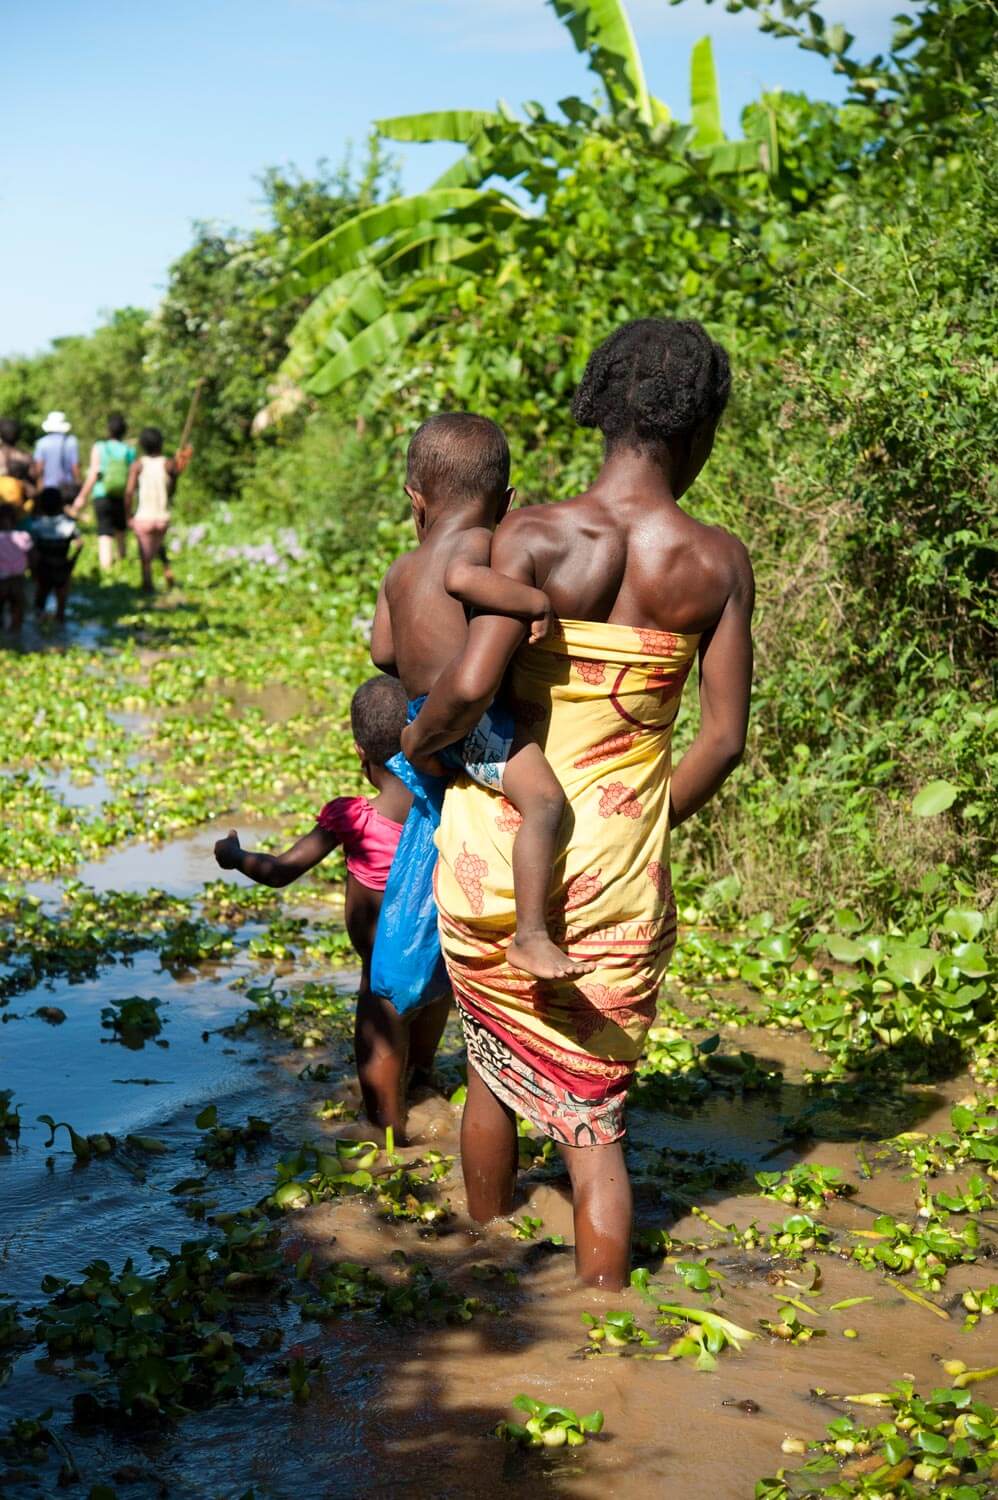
33, 411, 80, 507
74, 413, 135, 571
125, 427, 191, 593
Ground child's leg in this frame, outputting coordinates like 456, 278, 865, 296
407, 991, 450, 1086
556, 1138, 632, 1290
502, 741, 595, 980
115, 529, 127, 561
55, 581, 69, 623
461, 1064, 518, 1222
353, 989, 409, 1141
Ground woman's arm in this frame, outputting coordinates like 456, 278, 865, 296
72, 444, 101, 514
669, 540, 754, 829
124, 459, 141, 521
214, 826, 338, 887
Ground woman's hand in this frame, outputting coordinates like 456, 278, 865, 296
400, 724, 446, 778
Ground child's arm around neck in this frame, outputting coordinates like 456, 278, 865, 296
444, 527, 553, 645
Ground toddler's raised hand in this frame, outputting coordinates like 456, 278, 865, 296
214, 829, 242, 869
529, 595, 554, 645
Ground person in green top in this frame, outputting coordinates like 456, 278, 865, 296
74, 412, 136, 572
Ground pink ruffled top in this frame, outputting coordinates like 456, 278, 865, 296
316, 795, 404, 892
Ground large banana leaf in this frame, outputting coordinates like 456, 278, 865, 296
704, 138, 765, 175
375, 109, 503, 143
690, 37, 724, 146
269, 188, 509, 304
547, 0, 662, 125
306, 309, 429, 396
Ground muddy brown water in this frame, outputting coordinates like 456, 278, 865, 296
2, 833, 996, 1496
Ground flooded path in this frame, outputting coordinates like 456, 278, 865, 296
3, 829, 994, 1497
2, 601, 995, 1498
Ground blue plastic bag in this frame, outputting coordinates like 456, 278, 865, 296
370, 750, 450, 1014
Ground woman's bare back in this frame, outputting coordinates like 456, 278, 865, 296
494, 487, 748, 640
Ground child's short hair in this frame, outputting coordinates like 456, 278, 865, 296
38, 487, 66, 517
350, 674, 408, 766
0, 418, 20, 445
140, 426, 164, 456
406, 412, 510, 504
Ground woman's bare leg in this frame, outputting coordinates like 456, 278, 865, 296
557, 1138, 632, 1290
461, 1064, 518, 1222
98, 534, 115, 572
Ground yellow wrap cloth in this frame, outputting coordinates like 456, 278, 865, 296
434, 617, 699, 1145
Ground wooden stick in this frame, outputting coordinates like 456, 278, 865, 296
178, 379, 204, 452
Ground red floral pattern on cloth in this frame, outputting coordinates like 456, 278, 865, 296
494, 797, 523, 833
574, 731, 639, 769
570, 658, 607, 685
634, 627, 680, 656
597, 781, 642, 819
454, 844, 488, 916
562, 870, 603, 911
646, 860, 673, 902
646, 660, 693, 705
575, 982, 657, 1044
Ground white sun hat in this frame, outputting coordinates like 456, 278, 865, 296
41, 410, 72, 434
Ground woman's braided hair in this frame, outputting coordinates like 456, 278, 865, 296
572, 318, 731, 446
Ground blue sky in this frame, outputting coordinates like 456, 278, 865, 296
1, 0, 905, 359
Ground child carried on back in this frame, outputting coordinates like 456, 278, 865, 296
213, 675, 449, 1141
372, 412, 592, 981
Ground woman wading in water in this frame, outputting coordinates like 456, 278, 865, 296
403, 318, 754, 1289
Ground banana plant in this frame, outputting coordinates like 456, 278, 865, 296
263, 3, 774, 407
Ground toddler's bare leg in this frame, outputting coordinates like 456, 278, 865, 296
557, 1138, 632, 1290
408, 991, 451, 1086
461, 1064, 518, 1222
503, 741, 594, 980
353, 989, 409, 1142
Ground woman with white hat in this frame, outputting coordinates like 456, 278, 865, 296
33, 412, 80, 505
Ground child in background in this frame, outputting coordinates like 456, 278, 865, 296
0, 419, 36, 517
213, 675, 450, 1141
29, 489, 83, 623
125, 427, 192, 593
0, 502, 33, 632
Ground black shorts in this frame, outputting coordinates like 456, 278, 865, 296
94, 494, 127, 535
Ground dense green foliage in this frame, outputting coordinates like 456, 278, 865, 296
1, 0, 994, 928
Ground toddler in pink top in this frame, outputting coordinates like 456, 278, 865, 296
214, 675, 450, 1140
0, 502, 33, 632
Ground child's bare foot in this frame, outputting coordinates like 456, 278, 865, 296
507, 932, 595, 980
